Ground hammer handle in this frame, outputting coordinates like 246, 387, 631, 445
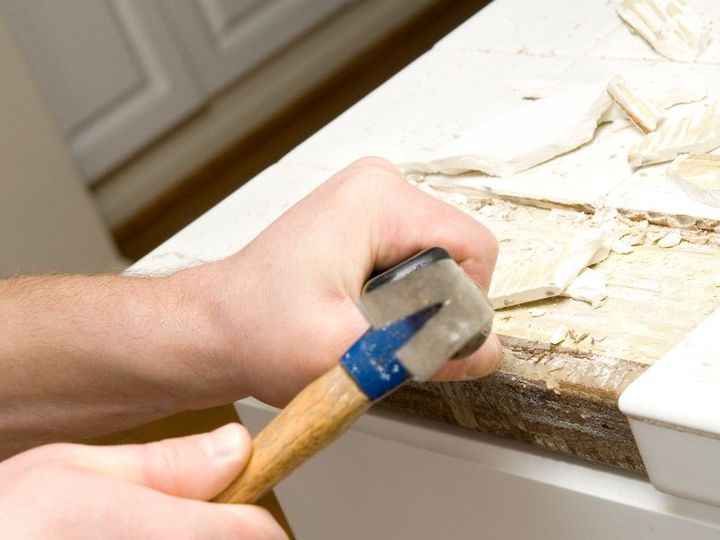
214, 365, 371, 504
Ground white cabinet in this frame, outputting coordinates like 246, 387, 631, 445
161, 0, 355, 94
0, 0, 205, 182
0, 0, 351, 184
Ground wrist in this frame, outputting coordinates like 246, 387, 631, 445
162, 260, 250, 409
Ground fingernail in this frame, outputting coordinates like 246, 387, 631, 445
204, 423, 244, 459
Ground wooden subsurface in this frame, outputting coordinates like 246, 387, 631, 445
89, 405, 294, 538
215, 366, 371, 504
382, 187, 720, 474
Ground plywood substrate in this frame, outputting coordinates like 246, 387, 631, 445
380, 187, 720, 474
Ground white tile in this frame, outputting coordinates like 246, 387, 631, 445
425, 122, 638, 206
606, 160, 720, 221
282, 50, 573, 169
435, 0, 621, 57
620, 309, 720, 434
438, 0, 720, 65
589, 1, 720, 64
620, 309, 720, 506
130, 162, 334, 274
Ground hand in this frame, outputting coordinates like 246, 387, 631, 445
183, 157, 501, 406
0, 424, 287, 539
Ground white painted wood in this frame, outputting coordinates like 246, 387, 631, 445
0, 12, 121, 275
0, 0, 205, 182
160, 0, 355, 94
238, 399, 720, 539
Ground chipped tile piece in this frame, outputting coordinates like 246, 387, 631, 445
489, 228, 606, 309
528, 308, 547, 317
668, 154, 720, 208
608, 76, 664, 134
629, 101, 720, 168
611, 238, 634, 254
658, 231, 683, 248
651, 77, 707, 109
562, 268, 608, 308
403, 79, 612, 177
647, 230, 666, 243
549, 325, 569, 345
617, 0, 710, 62
624, 230, 647, 246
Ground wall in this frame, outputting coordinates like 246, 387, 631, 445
0, 12, 120, 275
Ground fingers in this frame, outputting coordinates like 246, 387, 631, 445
334, 157, 499, 290
332, 157, 502, 382
429, 332, 503, 381
172, 499, 288, 540
67, 423, 252, 500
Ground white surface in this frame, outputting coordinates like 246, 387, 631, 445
130, 162, 333, 275
436, 0, 720, 64
281, 43, 720, 215
239, 399, 720, 539
161, 0, 353, 94
620, 308, 720, 437
627, 418, 720, 508
406, 79, 612, 177
620, 310, 720, 506
1, 0, 205, 182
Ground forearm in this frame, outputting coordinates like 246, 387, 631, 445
0, 270, 230, 457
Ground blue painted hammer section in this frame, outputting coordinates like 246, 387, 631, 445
339, 303, 442, 400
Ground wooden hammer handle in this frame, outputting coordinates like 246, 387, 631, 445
214, 365, 371, 504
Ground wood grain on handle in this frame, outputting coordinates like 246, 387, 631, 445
214, 365, 371, 504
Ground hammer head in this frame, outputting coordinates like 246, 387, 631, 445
359, 248, 494, 381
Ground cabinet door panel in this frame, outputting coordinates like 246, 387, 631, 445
1, 0, 205, 182
162, 0, 356, 94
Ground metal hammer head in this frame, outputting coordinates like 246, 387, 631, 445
358, 248, 495, 381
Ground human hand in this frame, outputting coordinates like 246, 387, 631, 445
181, 157, 501, 407
0, 424, 286, 539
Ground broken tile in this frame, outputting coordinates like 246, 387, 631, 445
647, 230, 667, 243
667, 154, 720, 208
562, 268, 608, 308
404, 79, 612, 177
624, 230, 647, 245
650, 77, 707, 110
489, 227, 606, 309
611, 238, 635, 254
658, 231, 683, 247
628, 101, 720, 168
617, 0, 710, 62
549, 324, 569, 345
607, 76, 664, 134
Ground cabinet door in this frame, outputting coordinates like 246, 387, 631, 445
160, 0, 356, 94
0, 0, 205, 183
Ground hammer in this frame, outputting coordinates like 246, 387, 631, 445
214, 247, 494, 504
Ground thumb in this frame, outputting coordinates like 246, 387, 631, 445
79, 423, 252, 500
